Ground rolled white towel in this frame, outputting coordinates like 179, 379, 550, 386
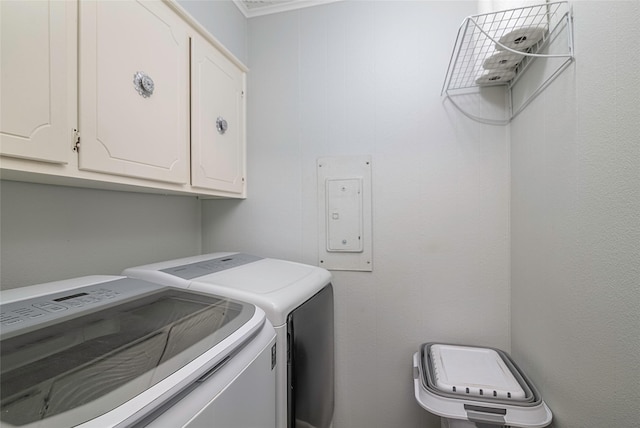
496, 26, 546, 51
476, 69, 516, 85
483, 50, 524, 69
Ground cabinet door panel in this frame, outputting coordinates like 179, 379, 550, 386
0, 0, 71, 164
79, 0, 189, 184
191, 36, 245, 194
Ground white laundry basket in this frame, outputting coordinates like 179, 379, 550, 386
413, 343, 552, 428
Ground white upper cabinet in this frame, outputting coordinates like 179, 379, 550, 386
78, 0, 190, 184
0, 0, 73, 164
191, 33, 246, 194
1, 0, 247, 198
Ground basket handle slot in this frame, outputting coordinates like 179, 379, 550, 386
464, 404, 507, 424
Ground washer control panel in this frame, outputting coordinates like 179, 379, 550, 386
0, 278, 161, 337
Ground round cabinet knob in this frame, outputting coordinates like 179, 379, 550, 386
141, 75, 154, 94
216, 117, 228, 135
133, 71, 154, 98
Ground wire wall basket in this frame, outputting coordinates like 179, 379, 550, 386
442, 1, 574, 125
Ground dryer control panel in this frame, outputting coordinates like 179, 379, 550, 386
160, 253, 262, 279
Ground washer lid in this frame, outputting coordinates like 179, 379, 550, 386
429, 344, 526, 400
0, 278, 258, 428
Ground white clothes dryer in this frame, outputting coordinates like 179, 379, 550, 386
0, 275, 276, 428
123, 253, 334, 428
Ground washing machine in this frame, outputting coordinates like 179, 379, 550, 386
123, 252, 334, 428
0, 275, 276, 428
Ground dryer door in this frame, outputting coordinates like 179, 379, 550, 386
287, 284, 334, 428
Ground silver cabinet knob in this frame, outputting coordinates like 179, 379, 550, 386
216, 117, 228, 135
133, 71, 154, 98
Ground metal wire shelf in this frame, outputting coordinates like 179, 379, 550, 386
442, 1, 574, 125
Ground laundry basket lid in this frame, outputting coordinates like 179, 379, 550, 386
429, 344, 526, 400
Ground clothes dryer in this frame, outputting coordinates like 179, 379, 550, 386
124, 253, 334, 428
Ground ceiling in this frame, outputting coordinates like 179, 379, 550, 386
234, 0, 343, 18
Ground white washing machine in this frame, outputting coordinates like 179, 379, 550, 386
0, 275, 276, 428
123, 253, 334, 428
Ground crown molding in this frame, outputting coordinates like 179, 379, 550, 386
233, 0, 343, 18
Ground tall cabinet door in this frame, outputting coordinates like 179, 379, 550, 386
191, 34, 246, 195
79, 1, 189, 184
0, 0, 73, 164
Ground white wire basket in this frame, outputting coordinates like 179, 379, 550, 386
442, 1, 574, 125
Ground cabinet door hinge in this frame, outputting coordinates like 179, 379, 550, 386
73, 129, 80, 152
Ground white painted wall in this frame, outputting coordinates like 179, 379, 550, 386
178, 0, 248, 64
510, 1, 640, 427
0, 181, 202, 289
201, 2, 511, 427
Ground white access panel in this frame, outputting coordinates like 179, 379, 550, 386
317, 156, 372, 271
326, 178, 363, 252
